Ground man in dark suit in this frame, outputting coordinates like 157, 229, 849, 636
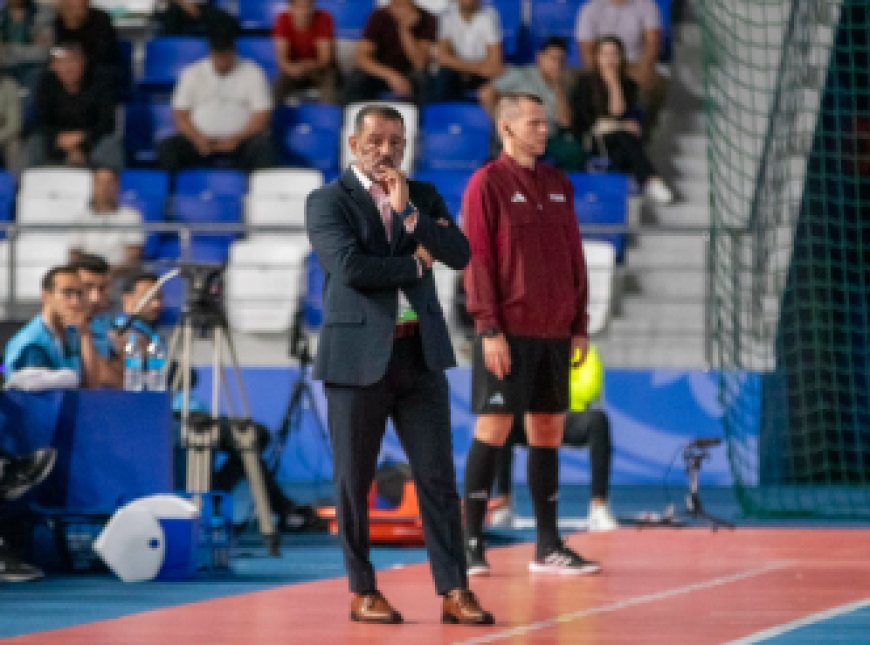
305, 104, 493, 626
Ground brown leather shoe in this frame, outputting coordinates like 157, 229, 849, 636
442, 588, 494, 625
350, 591, 403, 624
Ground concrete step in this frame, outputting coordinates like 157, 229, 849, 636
593, 336, 708, 369
628, 268, 707, 299
620, 297, 706, 322
647, 201, 711, 227
671, 154, 710, 179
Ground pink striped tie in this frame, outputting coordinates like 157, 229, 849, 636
369, 182, 392, 242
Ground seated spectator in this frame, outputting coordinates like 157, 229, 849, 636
25, 42, 122, 169
69, 167, 144, 270
432, 0, 503, 103
575, 0, 667, 125
159, 0, 223, 36
53, 0, 120, 81
342, 0, 437, 105
116, 271, 325, 533
0, 0, 53, 92
158, 20, 276, 174
479, 37, 586, 170
4, 265, 101, 388
71, 254, 123, 388
0, 447, 57, 583
272, 0, 338, 104
0, 71, 21, 171
571, 35, 672, 203
488, 346, 620, 532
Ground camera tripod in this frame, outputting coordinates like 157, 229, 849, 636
167, 264, 279, 555
273, 309, 328, 469
681, 441, 734, 530
635, 438, 734, 531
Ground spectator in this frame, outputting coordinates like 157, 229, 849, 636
158, 20, 276, 174
4, 265, 101, 388
71, 254, 124, 388
272, 0, 338, 104
69, 167, 144, 269
159, 0, 223, 36
26, 42, 122, 169
342, 0, 437, 105
479, 37, 586, 171
0, 71, 21, 170
53, 0, 120, 79
0, 0, 53, 91
432, 0, 503, 103
571, 35, 672, 203
575, 0, 666, 124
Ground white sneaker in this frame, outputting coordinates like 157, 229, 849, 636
587, 504, 619, 532
644, 177, 674, 205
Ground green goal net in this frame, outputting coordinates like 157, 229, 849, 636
701, 0, 870, 517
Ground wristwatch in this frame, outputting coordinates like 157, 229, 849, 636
398, 202, 418, 221
480, 327, 501, 338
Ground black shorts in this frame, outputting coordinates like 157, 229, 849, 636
471, 335, 570, 415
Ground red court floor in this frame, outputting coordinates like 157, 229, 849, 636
7, 529, 870, 644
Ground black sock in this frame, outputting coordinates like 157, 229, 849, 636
528, 446, 561, 557
463, 439, 501, 545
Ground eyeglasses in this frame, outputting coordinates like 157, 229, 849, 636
58, 288, 84, 299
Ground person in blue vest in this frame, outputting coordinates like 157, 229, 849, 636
4, 265, 101, 388
71, 253, 124, 388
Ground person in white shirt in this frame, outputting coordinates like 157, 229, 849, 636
69, 167, 144, 269
432, 0, 502, 103
157, 19, 275, 174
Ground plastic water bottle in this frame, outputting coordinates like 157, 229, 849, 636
145, 334, 167, 392
123, 334, 144, 392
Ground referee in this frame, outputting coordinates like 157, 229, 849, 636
461, 91, 602, 576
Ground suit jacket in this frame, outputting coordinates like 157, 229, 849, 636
305, 167, 470, 386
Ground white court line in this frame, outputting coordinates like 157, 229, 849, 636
453, 562, 789, 645
725, 596, 870, 644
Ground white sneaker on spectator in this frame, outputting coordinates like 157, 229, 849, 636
645, 177, 674, 205
587, 503, 619, 532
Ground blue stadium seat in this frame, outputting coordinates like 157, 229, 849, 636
0, 170, 15, 239
568, 172, 629, 261
529, 0, 584, 66
485, 0, 522, 59
162, 194, 245, 264
120, 170, 170, 258
237, 36, 278, 81
413, 169, 473, 223
141, 37, 208, 89
419, 103, 492, 172
657, 0, 673, 62
237, 0, 285, 30
124, 102, 176, 165
317, 0, 376, 40
423, 102, 492, 131
274, 104, 342, 172
174, 169, 248, 199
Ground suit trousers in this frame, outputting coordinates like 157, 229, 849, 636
324, 335, 467, 595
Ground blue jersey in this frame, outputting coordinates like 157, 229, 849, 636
4, 316, 82, 376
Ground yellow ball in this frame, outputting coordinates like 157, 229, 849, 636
569, 344, 604, 411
